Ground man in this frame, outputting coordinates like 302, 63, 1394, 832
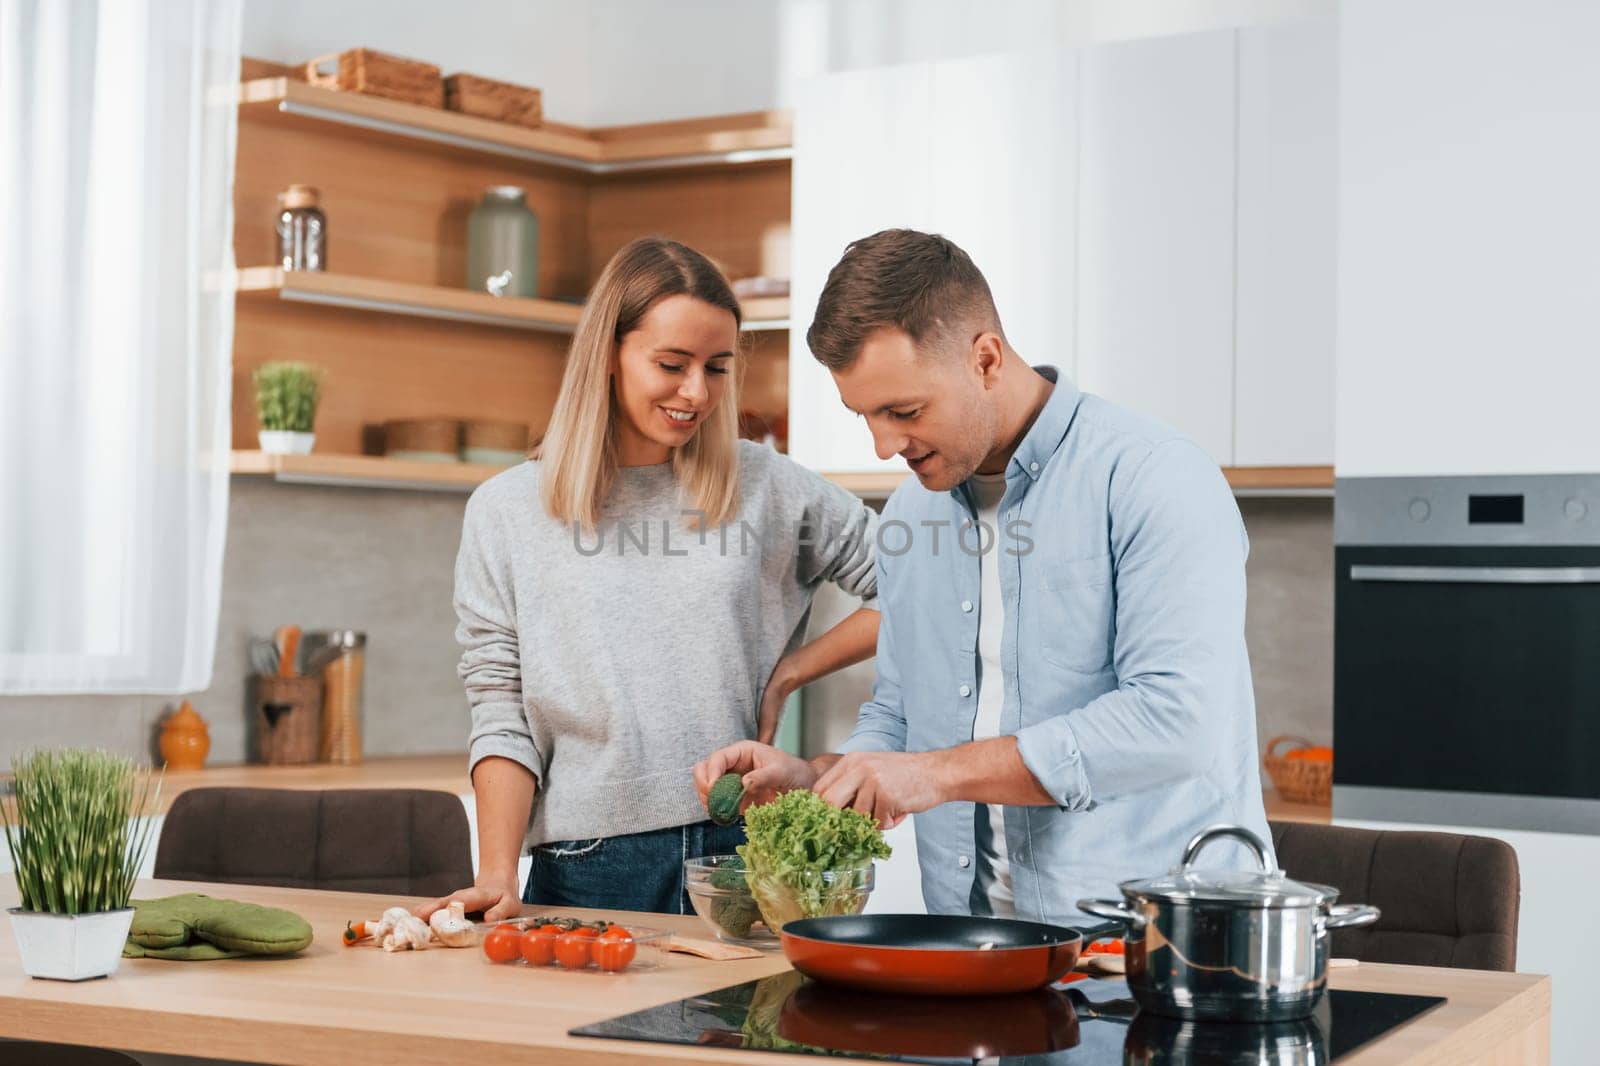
696, 229, 1271, 921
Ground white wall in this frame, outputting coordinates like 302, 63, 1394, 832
1335, 0, 1600, 477
243, 0, 1336, 127
586, 0, 1337, 125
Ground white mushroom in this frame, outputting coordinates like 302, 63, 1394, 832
428, 900, 476, 948
376, 906, 432, 952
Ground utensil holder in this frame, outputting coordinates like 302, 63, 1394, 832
254, 676, 323, 764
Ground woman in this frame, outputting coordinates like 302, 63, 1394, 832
417, 237, 879, 922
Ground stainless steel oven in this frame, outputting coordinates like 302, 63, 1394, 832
1334, 474, 1600, 833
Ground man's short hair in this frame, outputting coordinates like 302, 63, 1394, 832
806, 229, 1002, 371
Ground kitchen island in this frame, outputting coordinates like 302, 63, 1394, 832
1, 877, 1550, 1065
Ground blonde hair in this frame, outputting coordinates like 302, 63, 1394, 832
537, 237, 744, 531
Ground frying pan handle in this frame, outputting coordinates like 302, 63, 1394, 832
1076, 898, 1144, 931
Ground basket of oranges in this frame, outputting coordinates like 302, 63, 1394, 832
1263, 735, 1333, 805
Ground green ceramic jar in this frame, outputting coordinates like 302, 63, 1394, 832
465, 186, 540, 298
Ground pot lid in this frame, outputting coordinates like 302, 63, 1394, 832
1120, 826, 1339, 908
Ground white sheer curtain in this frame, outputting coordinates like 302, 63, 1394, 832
0, 0, 241, 692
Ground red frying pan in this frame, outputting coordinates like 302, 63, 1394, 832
779, 914, 1117, 996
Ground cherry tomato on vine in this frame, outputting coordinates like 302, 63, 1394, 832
554, 926, 600, 969
594, 925, 637, 972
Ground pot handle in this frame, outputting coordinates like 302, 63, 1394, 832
1180, 825, 1275, 874
1322, 903, 1381, 931
1076, 898, 1145, 931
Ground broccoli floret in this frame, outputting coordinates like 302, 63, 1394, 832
709, 854, 746, 891
708, 772, 746, 826
711, 893, 762, 939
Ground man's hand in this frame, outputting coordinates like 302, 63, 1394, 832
813, 750, 949, 830
694, 741, 819, 813
412, 871, 523, 924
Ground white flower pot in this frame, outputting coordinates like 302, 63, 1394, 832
259, 430, 315, 455
7, 907, 135, 981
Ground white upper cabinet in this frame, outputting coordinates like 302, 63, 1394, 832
789, 50, 1079, 475
791, 23, 1340, 475
1336, 0, 1600, 477
1235, 19, 1338, 467
1075, 30, 1238, 465
789, 63, 934, 475
927, 49, 1080, 382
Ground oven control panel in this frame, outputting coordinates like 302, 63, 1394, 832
1336, 473, 1600, 546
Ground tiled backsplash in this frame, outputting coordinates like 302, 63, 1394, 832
0, 482, 1333, 770
0, 480, 469, 768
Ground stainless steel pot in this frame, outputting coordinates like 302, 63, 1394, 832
1078, 825, 1379, 1022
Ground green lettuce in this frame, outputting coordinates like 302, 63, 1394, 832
736, 790, 891, 929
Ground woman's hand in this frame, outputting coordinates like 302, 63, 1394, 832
756, 657, 800, 745
412, 871, 523, 925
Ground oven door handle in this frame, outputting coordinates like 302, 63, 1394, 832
1349, 564, 1600, 585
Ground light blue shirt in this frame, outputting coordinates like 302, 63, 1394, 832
840, 368, 1273, 922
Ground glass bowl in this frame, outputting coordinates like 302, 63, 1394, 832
687, 855, 877, 937
684, 855, 777, 945
744, 862, 875, 932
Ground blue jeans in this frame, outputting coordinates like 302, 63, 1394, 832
522, 820, 747, 915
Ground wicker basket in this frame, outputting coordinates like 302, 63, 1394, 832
384, 418, 462, 460
303, 48, 444, 109
1263, 734, 1333, 805
462, 419, 529, 453
444, 73, 542, 128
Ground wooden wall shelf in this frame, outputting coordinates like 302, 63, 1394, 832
740, 296, 791, 331
232, 451, 508, 492
235, 268, 789, 333
235, 267, 584, 332
232, 454, 1334, 498
238, 78, 792, 174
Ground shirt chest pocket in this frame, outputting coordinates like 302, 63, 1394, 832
1025, 553, 1115, 674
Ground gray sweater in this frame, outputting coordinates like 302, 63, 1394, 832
456, 441, 879, 846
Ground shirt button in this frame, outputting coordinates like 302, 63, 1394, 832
958, 855, 971, 869
1029, 461, 1040, 473
959, 684, 972, 698
961, 600, 973, 613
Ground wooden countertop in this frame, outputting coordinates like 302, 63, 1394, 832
1264, 788, 1334, 825
1, 877, 1550, 1065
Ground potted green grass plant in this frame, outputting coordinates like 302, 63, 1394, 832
2, 750, 161, 980
254, 361, 322, 455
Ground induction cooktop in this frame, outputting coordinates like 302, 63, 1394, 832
571, 973, 1445, 1063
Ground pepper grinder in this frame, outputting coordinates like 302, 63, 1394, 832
276, 184, 327, 272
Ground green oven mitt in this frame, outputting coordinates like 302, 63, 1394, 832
123, 893, 314, 960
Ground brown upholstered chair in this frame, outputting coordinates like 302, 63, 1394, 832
154, 787, 473, 896
0, 1043, 138, 1065
1268, 820, 1520, 971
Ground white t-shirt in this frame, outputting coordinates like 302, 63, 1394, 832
968, 472, 1015, 918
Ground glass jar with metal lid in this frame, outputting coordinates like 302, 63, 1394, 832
1079, 826, 1380, 1022
303, 630, 366, 765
